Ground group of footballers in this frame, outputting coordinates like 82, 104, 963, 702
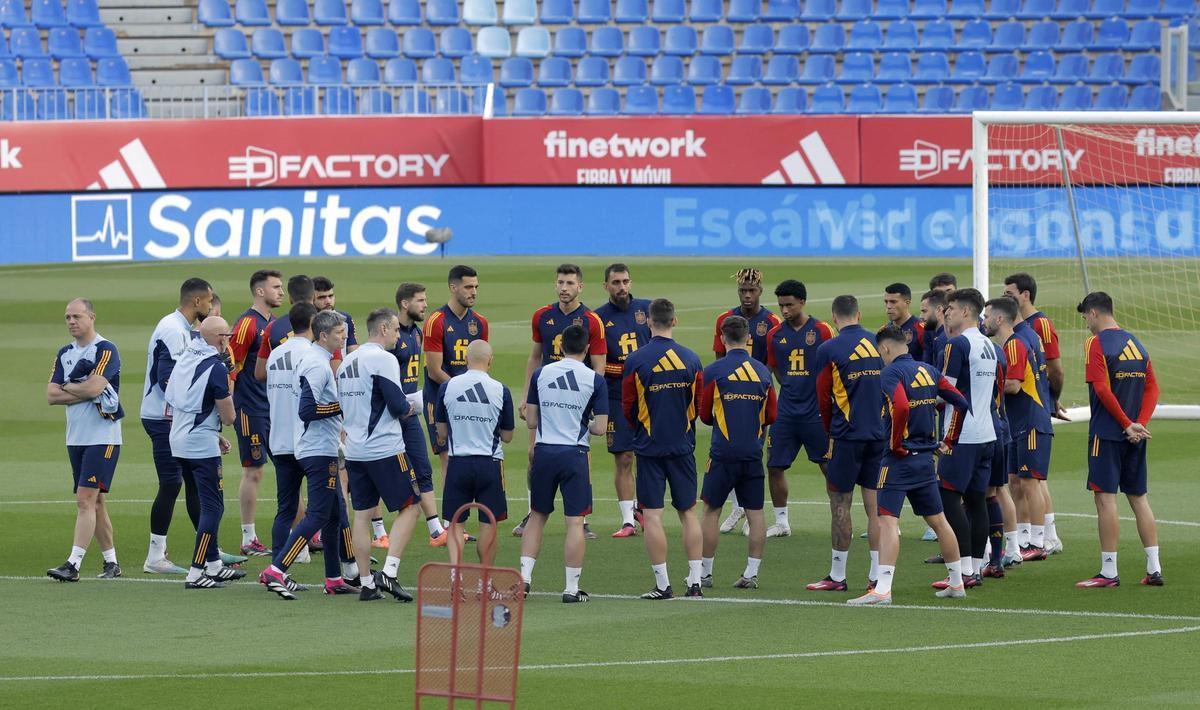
45, 262, 1165, 604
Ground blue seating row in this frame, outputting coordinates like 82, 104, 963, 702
1, 26, 118, 59
0, 0, 102, 29
0, 55, 130, 86
1, 87, 145, 119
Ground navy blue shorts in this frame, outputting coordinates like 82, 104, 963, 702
423, 385, 448, 455
530, 444, 593, 517
766, 418, 829, 469
401, 415, 434, 494
606, 394, 634, 453
235, 411, 270, 469
1016, 429, 1053, 480
701, 458, 765, 510
443, 455, 507, 523
989, 438, 1010, 488
1006, 440, 1018, 479
877, 481, 943, 519
635, 454, 697, 511
1087, 436, 1148, 496
142, 418, 181, 485
68, 444, 119, 493
937, 441, 995, 494
877, 453, 939, 517
825, 438, 885, 493
347, 454, 417, 513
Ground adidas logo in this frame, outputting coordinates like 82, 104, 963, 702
605, 320, 615, 327
779, 337, 787, 344
87, 476, 97, 483
338, 359, 361, 378
548, 370, 581, 392
1118, 340, 1143, 361
727, 362, 761, 383
652, 349, 687, 373
86, 139, 166, 191
848, 338, 880, 361
546, 318, 555, 326
761, 132, 846, 186
456, 382, 490, 404
911, 367, 936, 388
268, 351, 294, 371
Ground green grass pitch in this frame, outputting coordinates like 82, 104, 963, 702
1, 257, 1197, 708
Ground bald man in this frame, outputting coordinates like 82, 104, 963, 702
435, 340, 515, 566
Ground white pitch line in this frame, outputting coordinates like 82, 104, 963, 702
0, 625, 1196, 683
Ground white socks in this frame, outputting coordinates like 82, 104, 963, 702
1044, 513, 1058, 543
743, 557, 761, 579
651, 563, 669, 590
773, 506, 788, 526
361, 573, 376, 589
961, 556, 975, 577
1031, 525, 1046, 548
945, 559, 964, 588
520, 555, 536, 584
830, 549, 848, 582
875, 564, 895, 595
383, 555, 401, 578
186, 566, 203, 582
618, 500, 635, 527
341, 561, 359, 579
1101, 551, 1118, 578
1017, 523, 1031, 547
68, 546, 87, 568
101, 548, 118, 564
687, 560, 703, 587
868, 550, 880, 581
205, 559, 222, 575
701, 556, 714, 577
565, 566, 581, 594
371, 518, 387, 539
148, 534, 167, 562
241, 524, 256, 546
1004, 531, 1019, 556
1145, 545, 1161, 575
426, 515, 445, 537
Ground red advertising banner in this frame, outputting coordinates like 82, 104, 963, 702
482, 116, 861, 185
0, 116, 483, 192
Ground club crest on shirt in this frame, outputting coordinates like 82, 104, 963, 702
757, 321, 769, 336
634, 310, 646, 325
806, 330, 817, 346
573, 316, 584, 327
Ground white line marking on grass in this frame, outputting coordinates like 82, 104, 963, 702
1, 625, 1197, 683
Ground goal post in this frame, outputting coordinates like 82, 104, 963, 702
971, 110, 1200, 420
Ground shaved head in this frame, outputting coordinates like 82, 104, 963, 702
199, 316, 230, 349
466, 339, 493, 369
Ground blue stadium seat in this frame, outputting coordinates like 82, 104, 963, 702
396, 87, 430, 112
949, 51, 985, 82
402, 27, 436, 58
727, 0, 761, 21
1057, 84, 1092, 108
67, 0, 101, 27
10, 27, 46, 58
990, 21, 1025, 51
2, 89, 36, 120
1052, 52, 1087, 81
876, 52, 912, 82
214, 28, 249, 60
230, 57, 265, 85
422, 56, 456, 84
883, 82, 917, 111
772, 86, 806, 112
808, 83, 844, 112
1095, 18, 1129, 48
84, 27, 118, 58
537, 56, 571, 85
323, 86, 356, 114
292, 28, 325, 59
477, 26, 511, 57
1125, 19, 1159, 49
440, 27, 474, 58
360, 88, 393, 113
699, 83, 734, 113
426, 0, 460, 24
810, 23, 845, 52
910, 0, 946, 18
616, 0, 649, 21
800, 0, 836, 19
388, 0, 420, 24
32, 0, 67, 27
913, 52, 949, 82
847, 20, 883, 51
578, 0, 612, 23
364, 28, 400, 58
0, 0, 30, 27
328, 26, 363, 58
1024, 83, 1057, 108
587, 86, 620, 114
662, 84, 695, 113
726, 55, 762, 83
436, 88, 471, 113
1126, 83, 1158, 109
1051, 0, 1087, 17
49, 27, 83, 59
847, 84, 884, 112
460, 54, 494, 84
1016, 0, 1054, 18
269, 57, 303, 84
283, 86, 315, 114
574, 55, 609, 85
763, 55, 800, 84
0, 59, 15, 85
918, 84, 953, 111
628, 26, 660, 55
1019, 50, 1054, 82
956, 19, 991, 50
1159, 0, 1191, 16
614, 55, 646, 84
763, 0, 801, 19
1023, 20, 1060, 49
991, 80, 1024, 108
738, 24, 773, 53
499, 56, 533, 86
383, 57, 418, 83
251, 28, 286, 59
1122, 53, 1158, 84
736, 86, 772, 114
591, 26, 625, 56
797, 54, 835, 83
623, 84, 658, 114
650, 55, 684, 84
876, 0, 908, 17
664, 25, 697, 55
244, 87, 280, 116
953, 85, 988, 111
346, 56, 380, 84
982, 53, 1018, 83
549, 87, 584, 114
351, 0, 385, 24
689, 0, 722, 20
463, 0, 498, 24
503, 0, 537, 23
918, 19, 954, 51
58, 56, 92, 86
236, 0, 271, 25
1086, 53, 1124, 83
775, 24, 809, 53
837, 52, 874, 83
836, 0, 871, 20
276, 0, 310, 24
980, 0, 1015, 16
554, 27, 587, 57
96, 56, 130, 85
1094, 83, 1127, 108
541, 0, 575, 23
701, 25, 734, 55
516, 27, 551, 57
1057, 20, 1093, 49
1085, 0, 1121, 16
37, 89, 70, 119
22, 58, 54, 86
687, 55, 721, 83
884, 19, 918, 50
313, 0, 348, 25
308, 55, 343, 83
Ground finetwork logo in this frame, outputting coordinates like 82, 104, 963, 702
761, 132, 846, 185
228, 146, 451, 187
86, 139, 166, 191
0, 138, 22, 169
71, 194, 133, 262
